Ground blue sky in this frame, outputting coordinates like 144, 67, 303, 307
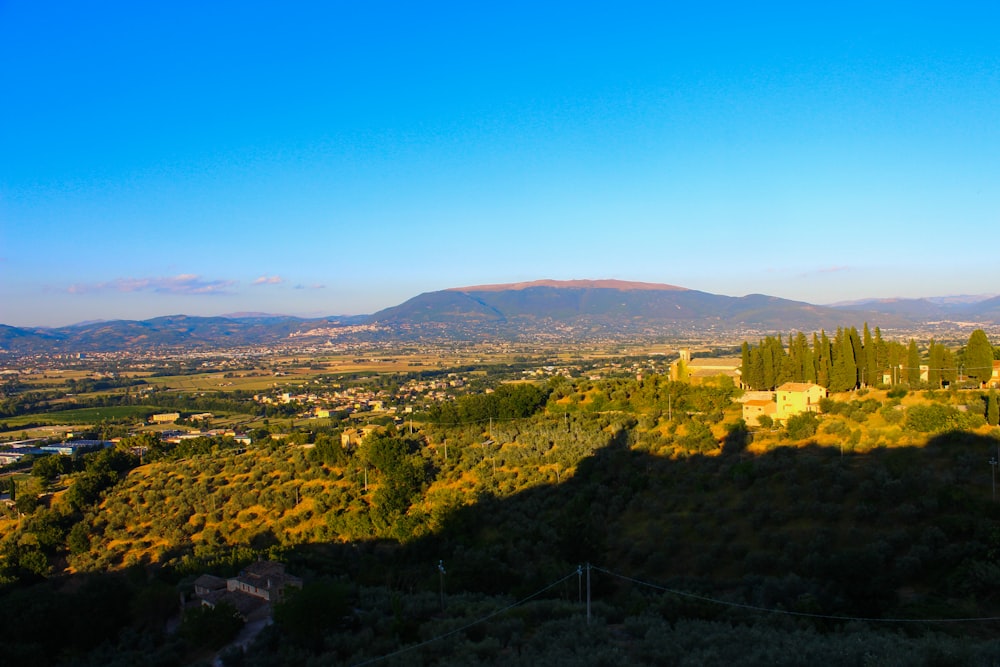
2, 2, 998, 327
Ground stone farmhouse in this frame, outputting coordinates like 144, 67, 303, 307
742, 382, 827, 426
192, 560, 302, 620
670, 350, 742, 385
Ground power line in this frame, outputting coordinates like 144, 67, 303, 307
591, 565, 1000, 624
351, 569, 579, 666
342, 560, 1000, 665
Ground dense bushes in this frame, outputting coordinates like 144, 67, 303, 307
7, 375, 1000, 664
905, 403, 985, 433
426, 383, 550, 424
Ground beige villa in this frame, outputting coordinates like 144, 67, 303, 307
742, 382, 827, 426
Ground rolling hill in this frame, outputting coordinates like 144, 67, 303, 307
371, 279, 906, 334
3, 280, 999, 354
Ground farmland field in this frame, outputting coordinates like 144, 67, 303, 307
1, 405, 169, 427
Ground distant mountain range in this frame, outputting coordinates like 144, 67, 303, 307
826, 295, 1000, 322
3, 280, 999, 355
0, 314, 370, 355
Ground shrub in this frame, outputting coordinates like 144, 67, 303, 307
785, 412, 819, 440
180, 601, 243, 650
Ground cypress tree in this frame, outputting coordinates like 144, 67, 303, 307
874, 327, 888, 382
778, 334, 796, 385
816, 331, 832, 388
988, 390, 999, 426
886, 340, 907, 385
830, 328, 850, 392
848, 326, 862, 388
863, 323, 876, 387
761, 338, 776, 390
762, 337, 774, 388
740, 342, 752, 389
906, 339, 921, 386
794, 331, 815, 383
752, 335, 792, 390
927, 340, 940, 388
965, 329, 995, 386
750, 345, 765, 390
941, 347, 957, 386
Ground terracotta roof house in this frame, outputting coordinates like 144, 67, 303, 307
775, 382, 827, 420
743, 399, 777, 426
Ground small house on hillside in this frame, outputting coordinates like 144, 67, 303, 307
775, 382, 826, 420
744, 382, 827, 426
742, 399, 777, 426
192, 560, 302, 621
227, 560, 302, 603
340, 424, 384, 448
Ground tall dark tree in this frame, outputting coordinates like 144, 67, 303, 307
941, 346, 957, 386
779, 333, 797, 384
988, 389, 999, 426
848, 327, 863, 388
815, 331, 832, 389
740, 342, 752, 389
863, 323, 876, 387
905, 339, 921, 386
928, 339, 943, 388
761, 337, 778, 390
874, 327, 889, 383
764, 336, 784, 389
790, 331, 815, 383
750, 344, 765, 390
964, 329, 995, 386
830, 328, 857, 392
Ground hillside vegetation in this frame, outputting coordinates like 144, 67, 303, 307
3, 375, 1000, 665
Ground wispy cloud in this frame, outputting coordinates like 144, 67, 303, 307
67, 274, 237, 295
797, 265, 851, 278
294, 283, 326, 290
252, 275, 285, 286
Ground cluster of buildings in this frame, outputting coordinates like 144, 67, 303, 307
154, 429, 252, 446
190, 560, 302, 620
0, 439, 113, 465
253, 373, 475, 419
662, 350, 829, 427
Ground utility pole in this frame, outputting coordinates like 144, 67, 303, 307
438, 560, 446, 610
991, 456, 998, 502
586, 563, 591, 625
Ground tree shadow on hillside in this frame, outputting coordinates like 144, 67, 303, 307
284, 428, 1000, 622
6, 429, 1000, 664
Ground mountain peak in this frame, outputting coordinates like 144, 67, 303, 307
448, 279, 689, 292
